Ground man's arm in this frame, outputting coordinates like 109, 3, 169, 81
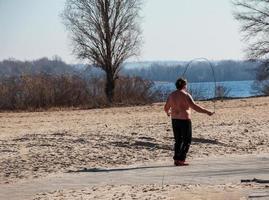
164, 95, 171, 116
186, 94, 214, 116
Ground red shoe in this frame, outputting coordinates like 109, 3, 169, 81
174, 160, 189, 166
179, 160, 189, 166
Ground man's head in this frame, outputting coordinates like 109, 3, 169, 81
175, 78, 187, 90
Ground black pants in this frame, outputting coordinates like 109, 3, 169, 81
172, 119, 192, 161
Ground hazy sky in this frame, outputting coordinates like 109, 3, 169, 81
0, 0, 245, 64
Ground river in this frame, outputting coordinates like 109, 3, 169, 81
154, 80, 261, 100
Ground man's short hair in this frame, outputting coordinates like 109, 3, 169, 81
175, 78, 187, 90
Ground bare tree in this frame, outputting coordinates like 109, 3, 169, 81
62, 0, 142, 103
233, 0, 269, 58
233, 0, 269, 95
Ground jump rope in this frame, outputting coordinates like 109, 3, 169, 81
181, 57, 217, 113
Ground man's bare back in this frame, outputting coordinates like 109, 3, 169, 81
165, 90, 191, 119
164, 88, 214, 120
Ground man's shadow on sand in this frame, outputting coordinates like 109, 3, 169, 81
67, 137, 227, 174
67, 165, 174, 173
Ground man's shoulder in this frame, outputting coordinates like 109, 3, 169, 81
184, 91, 191, 97
170, 90, 178, 95
173, 90, 189, 95
169, 90, 181, 97
169, 90, 190, 98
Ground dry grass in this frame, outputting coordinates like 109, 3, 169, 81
0, 75, 157, 110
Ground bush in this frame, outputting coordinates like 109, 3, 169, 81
215, 85, 231, 100
0, 75, 158, 111
114, 76, 159, 105
188, 86, 206, 100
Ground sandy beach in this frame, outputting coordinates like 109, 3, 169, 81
32, 183, 268, 200
0, 96, 269, 199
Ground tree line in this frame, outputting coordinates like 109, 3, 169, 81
122, 60, 259, 82
0, 58, 260, 82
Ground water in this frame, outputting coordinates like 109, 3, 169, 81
154, 80, 260, 100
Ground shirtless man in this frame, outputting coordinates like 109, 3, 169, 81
164, 78, 214, 166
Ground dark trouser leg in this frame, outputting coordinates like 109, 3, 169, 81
179, 120, 192, 161
172, 119, 192, 161
172, 119, 182, 161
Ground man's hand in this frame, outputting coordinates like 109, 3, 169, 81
166, 111, 171, 117
207, 111, 215, 116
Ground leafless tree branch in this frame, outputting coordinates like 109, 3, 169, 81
233, 0, 269, 59
62, 0, 143, 103
233, 0, 269, 95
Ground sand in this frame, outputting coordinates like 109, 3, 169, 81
0, 96, 269, 199
32, 183, 269, 200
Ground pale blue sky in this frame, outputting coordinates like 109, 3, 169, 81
0, 0, 244, 64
